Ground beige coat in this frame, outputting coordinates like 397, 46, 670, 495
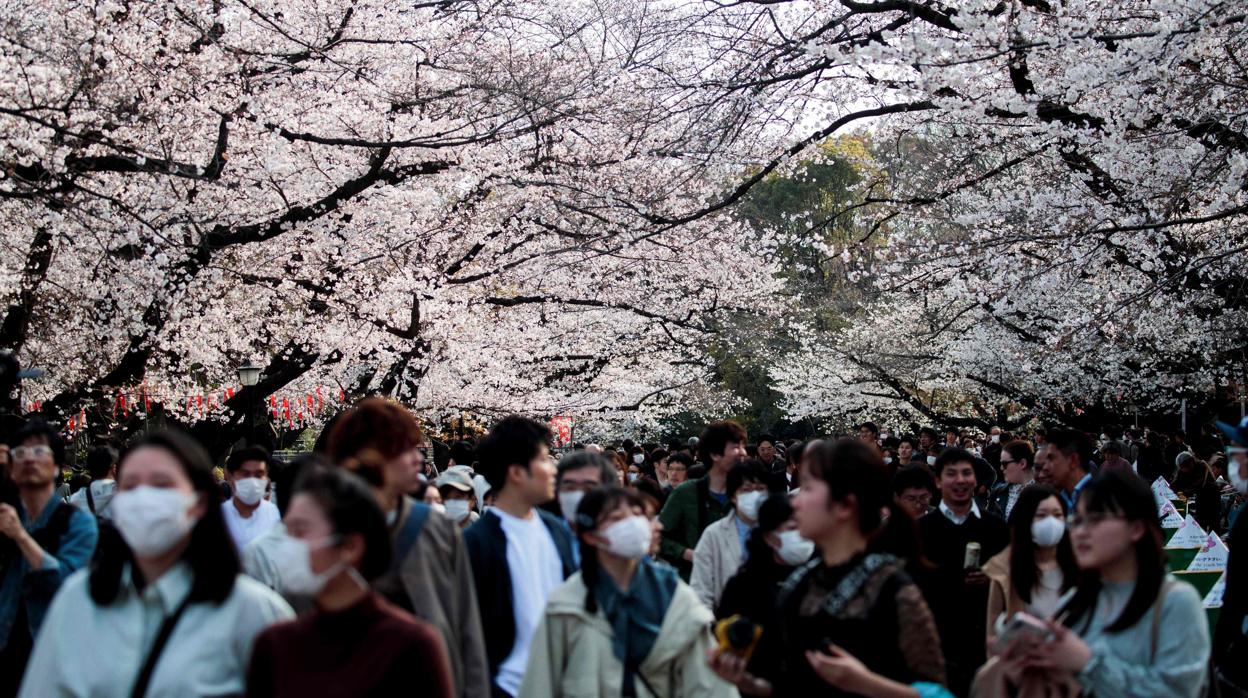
690, 512, 744, 611
519, 571, 740, 698
396, 498, 491, 698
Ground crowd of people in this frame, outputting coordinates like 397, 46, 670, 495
1, 402, 1246, 697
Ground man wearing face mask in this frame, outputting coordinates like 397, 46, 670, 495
1214, 417, 1248, 695
690, 460, 772, 611
221, 447, 280, 552
436, 467, 479, 530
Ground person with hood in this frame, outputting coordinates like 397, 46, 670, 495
520, 486, 735, 697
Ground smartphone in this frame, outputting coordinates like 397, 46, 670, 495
992, 612, 1054, 654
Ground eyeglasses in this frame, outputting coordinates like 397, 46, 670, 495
1067, 513, 1123, 529
900, 494, 932, 507
13, 445, 54, 460
999, 458, 1016, 467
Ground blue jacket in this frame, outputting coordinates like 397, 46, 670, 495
0, 497, 98, 649
463, 508, 577, 681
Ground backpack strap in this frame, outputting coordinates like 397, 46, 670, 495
85, 482, 96, 515
392, 501, 431, 572
30, 502, 76, 556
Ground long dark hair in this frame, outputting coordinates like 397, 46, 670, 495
90, 431, 239, 605
1008, 485, 1078, 604
291, 465, 391, 580
575, 486, 644, 613
803, 438, 922, 562
1060, 470, 1166, 633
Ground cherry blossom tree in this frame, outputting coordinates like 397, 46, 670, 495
693, 0, 1248, 428
0, 0, 788, 451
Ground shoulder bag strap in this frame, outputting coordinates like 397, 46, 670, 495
130, 596, 193, 698
85, 482, 96, 514
1150, 579, 1174, 663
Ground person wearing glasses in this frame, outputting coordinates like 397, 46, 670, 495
662, 452, 692, 496
989, 440, 1036, 520
892, 465, 937, 520
998, 469, 1210, 698
0, 421, 99, 695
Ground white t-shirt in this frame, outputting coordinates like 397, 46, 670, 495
221, 498, 281, 552
68, 480, 117, 519
494, 508, 564, 696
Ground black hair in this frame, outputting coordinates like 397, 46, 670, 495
1101, 441, 1122, 457
291, 465, 391, 580
273, 453, 327, 515
556, 451, 616, 488
576, 486, 645, 613
744, 494, 795, 563
786, 441, 806, 465
919, 427, 939, 439
1047, 429, 1092, 473
650, 448, 669, 464
11, 419, 66, 465
449, 440, 476, 466
1008, 485, 1078, 604
86, 445, 119, 480
1060, 470, 1166, 633
225, 445, 271, 474
91, 431, 238, 605
933, 447, 978, 479
698, 420, 747, 468
667, 452, 695, 469
892, 464, 937, 497
687, 463, 707, 480
804, 438, 921, 561
857, 422, 879, 436
897, 435, 918, 450
476, 415, 552, 491
726, 458, 773, 500
757, 433, 778, 447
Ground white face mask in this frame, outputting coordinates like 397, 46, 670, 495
735, 490, 766, 522
558, 491, 585, 523
927, 455, 938, 466
443, 499, 472, 523
775, 529, 815, 566
273, 533, 343, 596
1229, 456, 1248, 495
991, 434, 1000, 444
1031, 516, 1066, 547
601, 515, 652, 559
233, 477, 267, 506
632, 454, 645, 465
883, 457, 893, 465
627, 472, 639, 483
431, 502, 446, 515
111, 486, 198, 558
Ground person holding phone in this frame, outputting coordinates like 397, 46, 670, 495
998, 469, 1210, 698
708, 438, 945, 696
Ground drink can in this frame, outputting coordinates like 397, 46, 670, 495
964, 542, 981, 569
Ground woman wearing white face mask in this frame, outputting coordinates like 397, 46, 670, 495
18, 431, 294, 698
716, 494, 812, 624
520, 487, 736, 697
246, 466, 453, 698
691, 460, 772, 611
982, 485, 1079, 649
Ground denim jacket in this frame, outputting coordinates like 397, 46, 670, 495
0, 497, 99, 649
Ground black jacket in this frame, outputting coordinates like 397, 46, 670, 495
462, 508, 578, 682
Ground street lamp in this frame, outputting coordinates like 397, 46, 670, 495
237, 363, 262, 445
237, 363, 262, 387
